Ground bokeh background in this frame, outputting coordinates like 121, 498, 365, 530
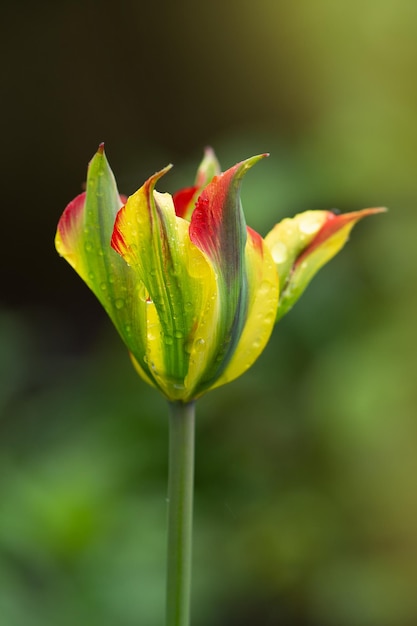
2, 1, 417, 624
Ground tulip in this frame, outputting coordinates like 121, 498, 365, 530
55, 145, 384, 626
56, 145, 383, 401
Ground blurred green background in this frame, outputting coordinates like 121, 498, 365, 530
1, 0, 417, 624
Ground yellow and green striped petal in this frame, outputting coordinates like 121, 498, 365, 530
55, 145, 155, 387
265, 208, 386, 322
111, 168, 219, 401
212, 227, 279, 391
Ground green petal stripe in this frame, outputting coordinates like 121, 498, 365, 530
111, 169, 219, 401
212, 226, 279, 392
55, 145, 155, 388
188, 155, 268, 390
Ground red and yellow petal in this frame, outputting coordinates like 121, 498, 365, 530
172, 147, 221, 221
188, 155, 269, 387
265, 207, 386, 321
111, 168, 219, 401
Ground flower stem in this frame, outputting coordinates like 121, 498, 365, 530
166, 401, 195, 626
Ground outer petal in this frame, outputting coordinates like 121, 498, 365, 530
189, 154, 268, 391
55, 145, 155, 388
111, 169, 219, 401
265, 208, 386, 322
211, 227, 279, 391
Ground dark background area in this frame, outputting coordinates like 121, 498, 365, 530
1, 1, 417, 625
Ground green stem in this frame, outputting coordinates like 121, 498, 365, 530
166, 401, 195, 626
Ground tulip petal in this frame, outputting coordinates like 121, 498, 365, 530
211, 227, 279, 391
265, 207, 386, 321
189, 155, 268, 388
172, 147, 221, 220
172, 185, 199, 219
111, 169, 219, 401
55, 145, 155, 388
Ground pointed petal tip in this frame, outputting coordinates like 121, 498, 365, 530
97, 142, 105, 154
151, 163, 173, 182
344, 206, 387, 218
334, 206, 388, 225
366, 206, 388, 214
140, 163, 174, 193
235, 152, 269, 178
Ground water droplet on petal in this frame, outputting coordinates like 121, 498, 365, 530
164, 335, 174, 345
84, 241, 93, 252
174, 330, 184, 339
138, 282, 148, 302
298, 213, 323, 235
271, 241, 288, 264
195, 338, 205, 351
115, 298, 125, 309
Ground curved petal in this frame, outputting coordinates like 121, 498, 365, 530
172, 147, 221, 220
189, 155, 268, 390
55, 145, 155, 387
211, 227, 279, 391
173, 185, 199, 218
111, 168, 219, 401
265, 208, 387, 321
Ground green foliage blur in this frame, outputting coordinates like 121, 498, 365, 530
2, 0, 417, 624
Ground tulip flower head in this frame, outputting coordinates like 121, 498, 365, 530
55, 146, 384, 402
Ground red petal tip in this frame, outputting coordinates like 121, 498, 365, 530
98, 142, 105, 154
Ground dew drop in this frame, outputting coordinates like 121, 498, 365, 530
271, 241, 288, 264
259, 279, 275, 296
164, 335, 174, 345
88, 272, 95, 281
84, 241, 93, 252
195, 338, 205, 351
115, 298, 125, 309
263, 312, 275, 325
298, 213, 323, 235
174, 330, 184, 339
138, 282, 148, 302
100, 282, 107, 291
